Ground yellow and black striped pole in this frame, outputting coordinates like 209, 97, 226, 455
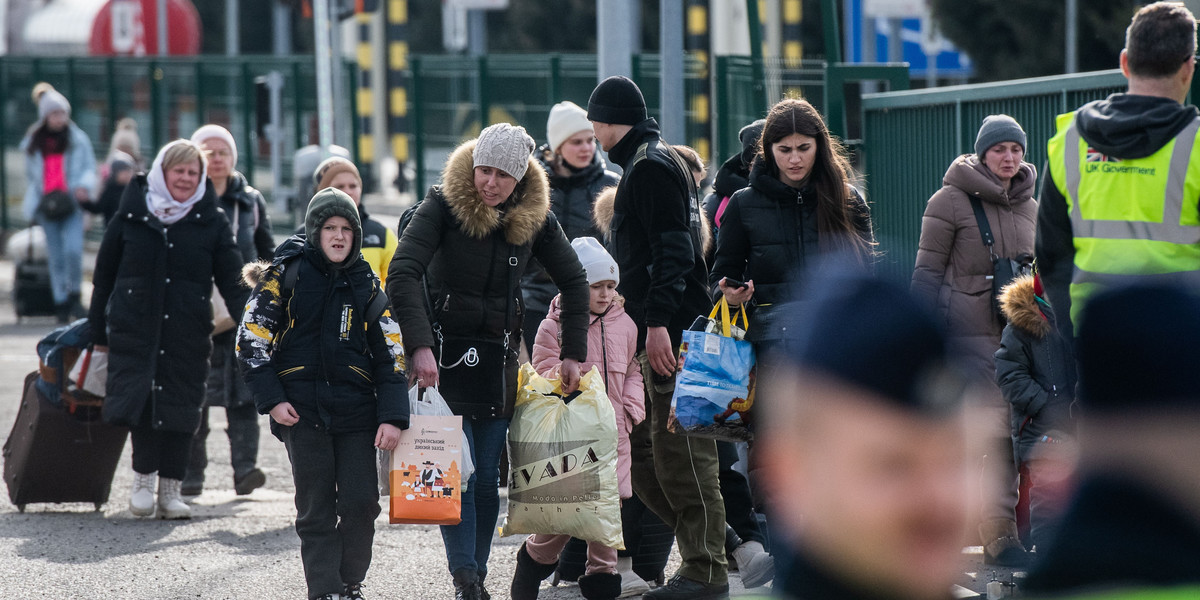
686, 0, 711, 165
355, 5, 375, 187
385, 0, 410, 193
782, 0, 803, 98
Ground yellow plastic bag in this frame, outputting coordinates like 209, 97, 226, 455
500, 364, 624, 549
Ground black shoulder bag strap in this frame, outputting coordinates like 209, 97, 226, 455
968, 196, 998, 261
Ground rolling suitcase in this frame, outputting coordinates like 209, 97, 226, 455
11, 227, 55, 320
2, 372, 128, 512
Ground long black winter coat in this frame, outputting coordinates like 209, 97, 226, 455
606, 118, 711, 350
708, 159, 873, 341
995, 275, 1077, 461
521, 147, 619, 320
209, 170, 274, 409
90, 176, 248, 433
238, 237, 408, 435
218, 170, 275, 265
387, 139, 589, 418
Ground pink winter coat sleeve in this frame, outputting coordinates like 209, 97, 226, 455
531, 316, 563, 378
621, 330, 645, 429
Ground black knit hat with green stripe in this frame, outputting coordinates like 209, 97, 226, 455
304, 187, 362, 265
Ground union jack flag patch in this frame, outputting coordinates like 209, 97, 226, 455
1086, 148, 1121, 163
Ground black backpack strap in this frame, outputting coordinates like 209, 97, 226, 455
968, 197, 997, 256
365, 282, 390, 324
280, 257, 300, 297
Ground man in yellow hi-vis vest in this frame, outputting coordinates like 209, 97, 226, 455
1038, 1, 1200, 336
1023, 285, 1200, 599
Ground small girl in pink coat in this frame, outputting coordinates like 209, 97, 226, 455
511, 236, 645, 600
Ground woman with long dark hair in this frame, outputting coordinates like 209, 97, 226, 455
709, 97, 875, 345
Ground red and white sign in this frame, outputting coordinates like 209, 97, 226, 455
89, 0, 202, 56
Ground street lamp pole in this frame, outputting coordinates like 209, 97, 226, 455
313, 0, 335, 151
1066, 0, 1078, 73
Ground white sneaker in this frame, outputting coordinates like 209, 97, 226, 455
731, 541, 775, 588
129, 471, 156, 517
616, 556, 651, 598
156, 477, 192, 520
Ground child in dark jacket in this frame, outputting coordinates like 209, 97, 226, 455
995, 273, 1077, 551
238, 188, 409, 600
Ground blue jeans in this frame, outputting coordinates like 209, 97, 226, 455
38, 212, 84, 304
441, 416, 509, 579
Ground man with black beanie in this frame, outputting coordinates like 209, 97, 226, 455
588, 75, 729, 599
1023, 284, 1200, 599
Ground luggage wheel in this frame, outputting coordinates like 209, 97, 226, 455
93, 503, 103, 512
17, 504, 25, 513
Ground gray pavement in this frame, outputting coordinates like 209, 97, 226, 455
0, 236, 763, 599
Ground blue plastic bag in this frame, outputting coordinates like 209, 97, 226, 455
669, 300, 756, 442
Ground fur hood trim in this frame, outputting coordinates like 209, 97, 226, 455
442, 139, 550, 246
592, 185, 618, 238
999, 274, 1050, 338
242, 260, 269, 288
591, 184, 712, 256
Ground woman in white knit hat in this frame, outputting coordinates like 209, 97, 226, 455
181, 124, 275, 499
20, 82, 97, 323
387, 123, 590, 600
521, 101, 620, 355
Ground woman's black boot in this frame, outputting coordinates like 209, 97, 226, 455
510, 542, 558, 600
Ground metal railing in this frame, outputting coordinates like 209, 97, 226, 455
861, 69, 1132, 279
1, 55, 358, 231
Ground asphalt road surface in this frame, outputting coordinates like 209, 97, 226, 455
0, 219, 1006, 599
0, 244, 756, 599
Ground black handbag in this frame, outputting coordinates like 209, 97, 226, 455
38, 189, 76, 221
969, 197, 1032, 321
431, 246, 520, 418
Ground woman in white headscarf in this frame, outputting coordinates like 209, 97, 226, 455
89, 140, 247, 521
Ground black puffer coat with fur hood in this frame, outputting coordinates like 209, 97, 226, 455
386, 139, 589, 418
994, 274, 1077, 461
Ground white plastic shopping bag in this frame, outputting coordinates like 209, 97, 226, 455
500, 364, 623, 549
67, 348, 107, 397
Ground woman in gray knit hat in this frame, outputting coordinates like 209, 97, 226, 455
20, 82, 97, 322
387, 123, 590, 600
911, 114, 1038, 568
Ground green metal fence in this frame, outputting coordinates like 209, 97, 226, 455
408, 54, 829, 194
861, 70, 1132, 280
1, 55, 357, 230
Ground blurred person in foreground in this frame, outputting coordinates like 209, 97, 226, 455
1023, 284, 1200, 598
758, 271, 971, 600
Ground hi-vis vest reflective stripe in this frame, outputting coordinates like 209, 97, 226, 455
1047, 585, 1200, 600
1047, 110, 1200, 327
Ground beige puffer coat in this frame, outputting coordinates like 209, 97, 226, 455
911, 154, 1037, 402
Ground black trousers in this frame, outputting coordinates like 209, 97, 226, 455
718, 441, 767, 546
130, 399, 193, 480
281, 423, 380, 600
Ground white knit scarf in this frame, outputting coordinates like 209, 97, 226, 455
146, 140, 207, 226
